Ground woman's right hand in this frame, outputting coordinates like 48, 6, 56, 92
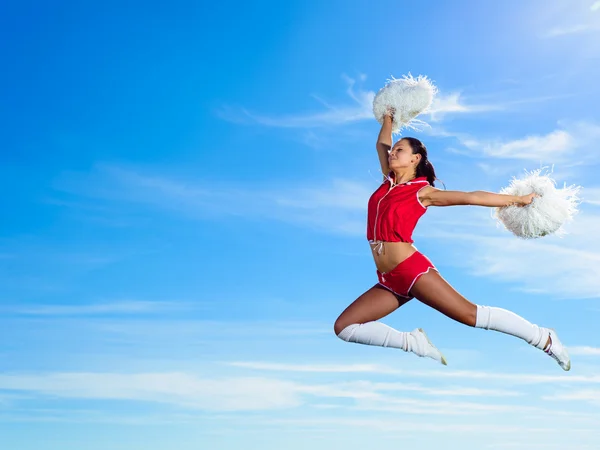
385, 107, 395, 120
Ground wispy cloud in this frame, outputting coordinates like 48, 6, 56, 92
0, 373, 302, 411
229, 361, 600, 384
54, 164, 373, 236
260, 416, 598, 436
0, 370, 589, 420
216, 74, 514, 129
570, 346, 600, 356
543, 389, 600, 405
91, 319, 330, 341
216, 74, 374, 128
582, 187, 600, 205
3, 301, 189, 316
486, 443, 587, 449
449, 121, 600, 163
229, 361, 384, 373
540, 0, 600, 38
53, 164, 600, 299
449, 212, 600, 299
304, 380, 521, 399
545, 24, 594, 37
419, 204, 600, 300
428, 92, 504, 121
481, 130, 573, 160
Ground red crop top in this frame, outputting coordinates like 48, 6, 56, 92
366, 175, 430, 245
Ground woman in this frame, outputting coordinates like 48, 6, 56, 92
333, 112, 571, 371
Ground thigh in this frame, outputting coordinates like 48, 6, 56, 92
410, 270, 477, 326
334, 284, 411, 334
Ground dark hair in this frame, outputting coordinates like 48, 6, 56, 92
401, 137, 441, 188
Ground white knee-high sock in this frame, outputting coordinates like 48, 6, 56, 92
475, 305, 549, 350
336, 321, 437, 357
337, 322, 409, 350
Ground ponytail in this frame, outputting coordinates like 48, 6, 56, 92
416, 158, 437, 187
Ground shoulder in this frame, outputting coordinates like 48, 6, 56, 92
410, 178, 432, 192
417, 184, 435, 194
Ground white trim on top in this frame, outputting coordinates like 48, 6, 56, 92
416, 185, 429, 209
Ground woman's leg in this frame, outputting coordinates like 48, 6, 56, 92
409, 270, 571, 370
334, 284, 409, 333
334, 285, 446, 364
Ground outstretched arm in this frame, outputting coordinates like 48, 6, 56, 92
376, 114, 393, 179
420, 186, 537, 208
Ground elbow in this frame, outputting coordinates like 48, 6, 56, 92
465, 192, 478, 206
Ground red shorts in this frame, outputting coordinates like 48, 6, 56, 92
377, 251, 437, 299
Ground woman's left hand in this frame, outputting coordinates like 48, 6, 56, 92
518, 192, 539, 206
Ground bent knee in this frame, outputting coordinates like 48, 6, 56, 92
334, 315, 360, 336
333, 318, 348, 336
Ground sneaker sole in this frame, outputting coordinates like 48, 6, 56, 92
550, 328, 571, 371
418, 328, 447, 366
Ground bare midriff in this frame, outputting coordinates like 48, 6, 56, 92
369, 241, 418, 274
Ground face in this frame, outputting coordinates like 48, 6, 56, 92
388, 139, 420, 170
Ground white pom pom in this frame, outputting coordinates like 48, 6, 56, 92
494, 168, 582, 239
372, 74, 438, 134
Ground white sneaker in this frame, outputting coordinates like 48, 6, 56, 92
410, 328, 447, 365
544, 328, 571, 371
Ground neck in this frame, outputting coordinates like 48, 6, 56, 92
391, 169, 417, 185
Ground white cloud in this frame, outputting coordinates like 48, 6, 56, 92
0, 370, 589, 422
444, 210, 600, 299
582, 187, 600, 205
53, 163, 600, 298
229, 361, 382, 373
259, 415, 597, 435
230, 361, 600, 384
486, 444, 582, 449
428, 92, 503, 121
54, 164, 373, 236
545, 24, 593, 37
303, 380, 521, 399
476, 162, 519, 177
539, 0, 600, 38
3, 301, 188, 316
216, 75, 522, 130
350, 397, 538, 416
0, 373, 302, 411
570, 346, 600, 356
92, 319, 330, 341
216, 74, 374, 128
543, 389, 600, 405
482, 130, 573, 159
430, 92, 472, 115
416, 200, 600, 300
448, 121, 600, 163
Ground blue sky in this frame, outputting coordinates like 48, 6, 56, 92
1, 0, 600, 448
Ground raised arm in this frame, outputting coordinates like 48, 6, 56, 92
419, 186, 537, 208
376, 114, 394, 179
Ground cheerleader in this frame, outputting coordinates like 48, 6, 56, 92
333, 112, 571, 370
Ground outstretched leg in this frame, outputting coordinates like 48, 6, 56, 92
409, 270, 571, 370
334, 284, 446, 364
